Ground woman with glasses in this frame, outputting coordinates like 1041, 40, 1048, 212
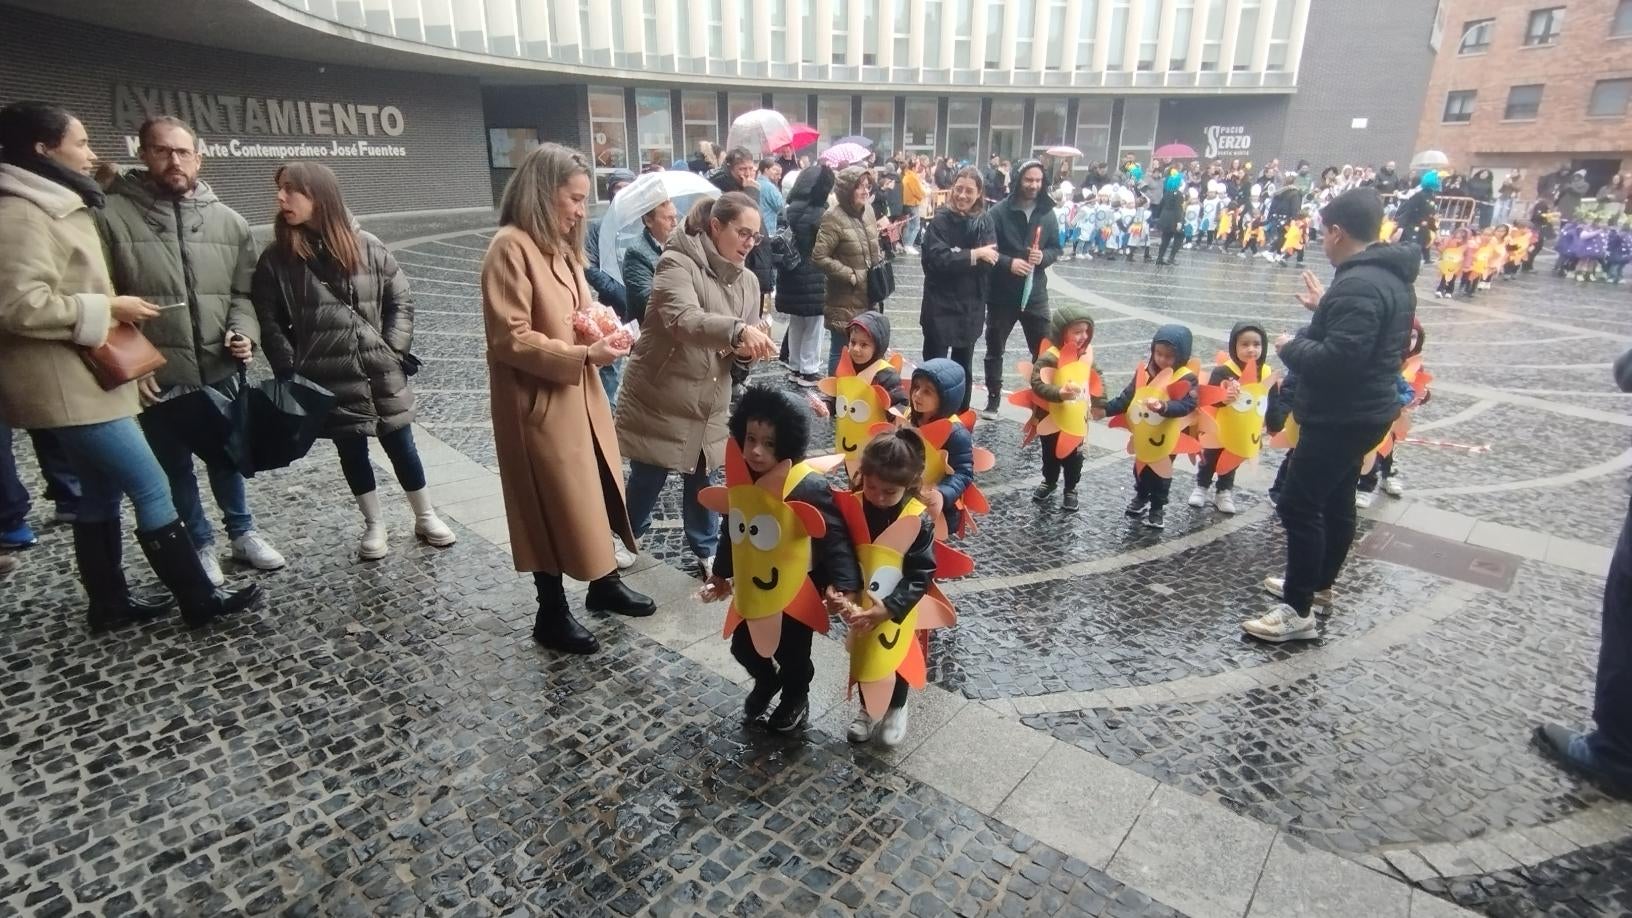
615, 191, 775, 579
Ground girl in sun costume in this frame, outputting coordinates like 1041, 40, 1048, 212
817, 313, 907, 477
1188, 322, 1272, 515
1356, 320, 1431, 507
1008, 303, 1104, 512
829, 429, 972, 748
903, 359, 994, 540
1099, 324, 1201, 531
699, 387, 861, 733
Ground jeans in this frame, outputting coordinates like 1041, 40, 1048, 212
1590, 496, 1632, 766
785, 315, 826, 376
1, 424, 81, 529
334, 426, 428, 496
599, 358, 624, 408
731, 616, 815, 703
828, 329, 847, 376
624, 457, 719, 560
140, 396, 255, 548
903, 213, 922, 249
1134, 466, 1173, 509
48, 418, 179, 531
983, 304, 1048, 399
1275, 420, 1393, 615
922, 333, 977, 414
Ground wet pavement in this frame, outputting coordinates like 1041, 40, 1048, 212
2, 220, 1629, 916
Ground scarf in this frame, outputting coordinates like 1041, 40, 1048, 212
4, 152, 104, 208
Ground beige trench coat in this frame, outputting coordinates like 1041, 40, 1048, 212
481, 226, 635, 579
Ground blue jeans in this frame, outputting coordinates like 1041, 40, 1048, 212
1590, 496, 1632, 769
599, 358, 624, 408
334, 426, 427, 496
47, 418, 178, 531
623, 457, 719, 560
1, 424, 82, 528
828, 330, 847, 375
140, 400, 254, 548
904, 213, 921, 248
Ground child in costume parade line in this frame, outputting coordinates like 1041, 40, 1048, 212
699, 387, 862, 733
817, 313, 907, 477
1098, 324, 1201, 530
1434, 227, 1470, 298
1189, 322, 1270, 515
827, 429, 967, 747
904, 359, 993, 540
1356, 319, 1431, 508
1009, 304, 1104, 513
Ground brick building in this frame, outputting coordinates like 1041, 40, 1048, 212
1414, 0, 1632, 195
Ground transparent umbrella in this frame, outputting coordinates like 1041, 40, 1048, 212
1410, 150, 1450, 171
598, 171, 720, 285
726, 109, 794, 155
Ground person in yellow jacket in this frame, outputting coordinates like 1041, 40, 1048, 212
1460, 227, 1497, 297
1434, 227, 1468, 298
901, 161, 927, 254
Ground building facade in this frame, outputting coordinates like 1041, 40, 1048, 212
1414, 0, 1632, 190
1, 0, 1437, 221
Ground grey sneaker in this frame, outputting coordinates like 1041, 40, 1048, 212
230, 532, 286, 571
1240, 604, 1318, 643
1262, 576, 1335, 608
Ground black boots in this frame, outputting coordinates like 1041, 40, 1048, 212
73, 520, 174, 632
744, 674, 781, 722
137, 520, 262, 628
585, 572, 656, 617
532, 572, 599, 654
765, 695, 810, 732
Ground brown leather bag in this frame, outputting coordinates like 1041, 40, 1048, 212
80, 322, 167, 390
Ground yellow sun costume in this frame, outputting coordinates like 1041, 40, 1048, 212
818, 351, 904, 477
1008, 337, 1105, 459
1107, 361, 1202, 478
1196, 355, 1275, 478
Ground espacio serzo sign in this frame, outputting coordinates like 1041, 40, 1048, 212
113, 82, 409, 159
1203, 125, 1252, 159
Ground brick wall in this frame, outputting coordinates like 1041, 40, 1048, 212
0, 6, 491, 224
1414, 0, 1632, 174
1281, 0, 1441, 171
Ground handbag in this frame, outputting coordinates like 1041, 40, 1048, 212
866, 258, 896, 305
80, 322, 167, 390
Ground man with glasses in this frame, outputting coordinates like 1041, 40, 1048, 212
96, 116, 285, 586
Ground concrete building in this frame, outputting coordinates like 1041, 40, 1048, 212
2, 0, 1437, 222
1414, 0, 1632, 191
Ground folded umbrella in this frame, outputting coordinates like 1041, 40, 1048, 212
140, 383, 239, 471
238, 373, 338, 477
1019, 226, 1041, 307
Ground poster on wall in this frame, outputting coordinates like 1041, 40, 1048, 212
489, 128, 540, 168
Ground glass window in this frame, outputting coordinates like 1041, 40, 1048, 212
832, 0, 848, 62
1074, 98, 1114, 171
904, 98, 938, 153
1076, 0, 1099, 69
1107, 0, 1129, 69
773, 93, 808, 132
1032, 99, 1067, 153
801, 0, 816, 62
740, 0, 756, 58
817, 95, 852, 152
1045, 0, 1068, 69
1503, 84, 1543, 120
863, 3, 878, 65
947, 98, 981, 162
1458, 17, 1493, 53
862, 97, 896, 158
895, 0, 911, 64
1233, 1, 1260, 70
708, 0, 724, 58
644, 0, 660, 54
1589, 78, 1632, 117
770, 0, 787, 60
1201, 0, 1225, 69
1015, 0, 1035, 68
1170, 0, 1195, 69
1442, 90, 1476, 123
635, 90, 673, 170
925, 0, 945, 68
1119, 97, 1158, 163
989, 99, 1024, 162
1617, 0, 1632, 37
588, 87, 629, 199
681, 90, 718, 159
953, 0, 973, 67
1137, 0, 1160, 70
1524, 7, 1564, 46
985, 0, 1004, 68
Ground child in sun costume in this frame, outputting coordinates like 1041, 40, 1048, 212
1100, 324, 1200, 530
1434, 227, 1469, 298
1009, 303, 1104, 512
1188, 322, 1270, 515
905, 359, 994, 540
829, 429, 971, 747
1356, 320, 1431, 507
818, 313, 908, 478
699, 387, 862, 733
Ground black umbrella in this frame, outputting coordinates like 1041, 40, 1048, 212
236, 372, 337, 477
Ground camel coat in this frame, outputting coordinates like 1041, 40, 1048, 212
481, 226, 635, 579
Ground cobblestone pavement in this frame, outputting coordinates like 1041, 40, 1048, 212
3, 220, 1629, 917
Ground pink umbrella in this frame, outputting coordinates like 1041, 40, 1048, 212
820, 142, 871, 169
1153, 142, 1198, 160
788, 123, 820, 149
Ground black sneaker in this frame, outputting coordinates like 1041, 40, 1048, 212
744, 675, 781, 722
1124, 497, 1147, 519
765, 696, 809, 733
1144, 507, 1166, 529
1032, 483, 1057, 504
1062, 490, 1080, 512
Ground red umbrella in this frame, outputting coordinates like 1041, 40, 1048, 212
788, 122, 820, 150
1154, 142, 1198, 160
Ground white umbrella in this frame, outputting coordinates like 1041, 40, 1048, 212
1410, 150, 1450, 170
820, 142, 871, 170
726, 109, 794, 155
599, 171, 720, 284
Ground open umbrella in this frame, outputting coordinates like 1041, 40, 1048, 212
1410, 149, 1450, 171
1153, 142, 1198, 160
788, 122, 820, 149
1046, 145, 1084, 159
820, 142, 871, 170
599, 170, 720, 284
726, 109, 794, 155
836, 135, 873, 148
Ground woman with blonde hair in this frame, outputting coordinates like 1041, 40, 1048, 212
481, 143, 655, 656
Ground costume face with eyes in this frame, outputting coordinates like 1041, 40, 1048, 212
819, 352, 896, 477
1198, 357, 1274, 476
1109, 362, 1200, 478
1008, 336, 1104, 460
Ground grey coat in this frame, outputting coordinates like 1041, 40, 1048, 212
251, 230, 416, 438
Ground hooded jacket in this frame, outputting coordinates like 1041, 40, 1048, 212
847, 312, 907, 408
1102, 324, 1198, 418
97, 169, 260, 389
775, 165, 835, 319
1278, 242, 1419, 428
1209, 321, 1269, 385
987, 162, 1062, 314
918, 202, 997, 347
1028, 302, 1104, 412
812, 166, 882, 331
911, 358, 974, 526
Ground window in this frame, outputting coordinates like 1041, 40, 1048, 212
832, 0, 848, 63
1118, 97, 1158, 162
1015, 0, 1036, 69
708, 0, 724, 58
1233, 0, 1260, 71
800, 0, 816, 62
1032, 99, 1067, 156
1137, 0, 1160, 70
1589, 78, 1632, 117
817, 95, 851, 152
1265, 0, 1295, 70
1503, 84, 1543, 120
1617, 0, 1632, 37
1442, 89, 1476, 123
643, 0, 659, 55
1045, 0, 1068, 69
989, 99, 1024, 162
1200, 0, 1225, 69
1107, 0, 1129, 69
863, 2, 878, 64
677, 0, 693, 56
947, 98, 981, 161
740, 0, 757, 59
772, 93, 808, 135
1170, 0, 1196, 70
635, 90, 673, 170
894, 0, 911, 65
1076, 0, 1100, 69
681, 91, 718, 160
904, 98, 938, 154
727, 92, 761, 125
588, 87, 628, 200
770, 0, 787, 61
1525, 7, 1564, 46
953, 0, 974, 68
925, 0, 945, 68
1458, 18, 1494, 53
1073, 98, 1114, 171
985, 0, 1004, 68
861, 97, 896, 158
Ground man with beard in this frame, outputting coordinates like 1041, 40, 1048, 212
97, 117, 285, 585
981, 160, 1060, 414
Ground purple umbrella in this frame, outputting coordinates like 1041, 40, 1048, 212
836, 135, 874, 148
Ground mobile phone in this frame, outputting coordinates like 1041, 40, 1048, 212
158, 302, 188, 310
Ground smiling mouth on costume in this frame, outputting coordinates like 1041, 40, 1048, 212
1147, 433, 1167, 447
840, 437, 856, 452
877, 628, 900, 650
751, 569, 781, 591
1250, 432, 1261, 445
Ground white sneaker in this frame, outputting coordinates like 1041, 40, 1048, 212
355, 492, 389, 561
1214, 490, 1238, 514
405, 489, 456, 548
1262, 576, 1334, 607
230, 532, 286, 571
1187, 485, 1208, 508
1381, 476, 1404, 498
847, 712, 877, 743
1354, 490, 1375, 509
879, 704, 910, 746
1240, 604, 1318, 643
197, 546, 226, 587
613, 538, 637, 569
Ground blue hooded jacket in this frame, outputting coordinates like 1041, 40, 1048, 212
1103, 323, 1199, 418
912, 358, 975, 523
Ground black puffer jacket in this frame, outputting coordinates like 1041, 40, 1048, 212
776, 165, 834, 318
251, 230, 416, 438
919, 204, 996, 347
1279, 243, 1418, 429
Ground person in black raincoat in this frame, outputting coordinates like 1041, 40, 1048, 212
919, 166, 998, 413
981, 160, 1060, 414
